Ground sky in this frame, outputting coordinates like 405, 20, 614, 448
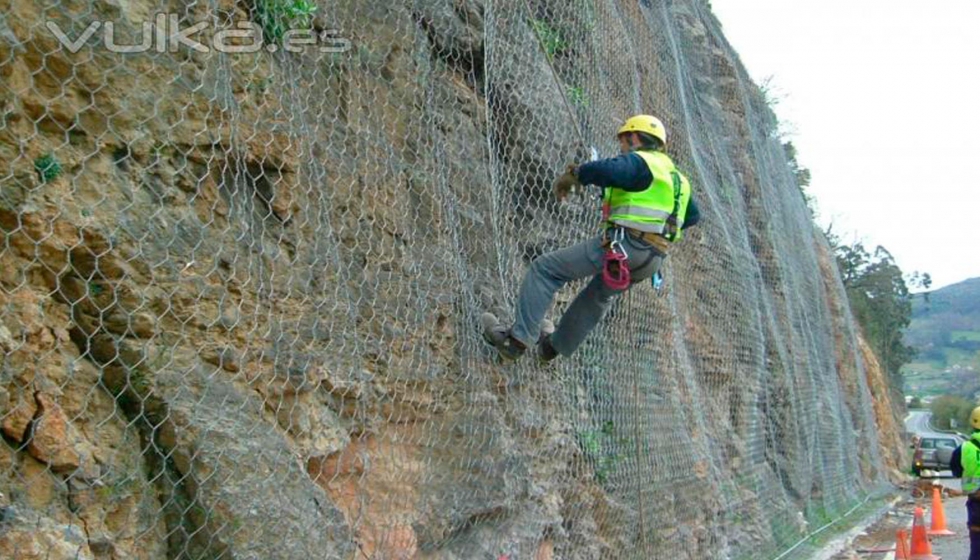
709, 1, 980, 291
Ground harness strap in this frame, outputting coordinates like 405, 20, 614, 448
664, 171, 684, 241
629, 247, 659, 278
604, 226, 661, 283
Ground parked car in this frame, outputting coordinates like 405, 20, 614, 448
912, 436, 963, 476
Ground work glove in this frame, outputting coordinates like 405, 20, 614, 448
553, 164, 580, 202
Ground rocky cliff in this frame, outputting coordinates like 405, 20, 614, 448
0, 0, 904, 558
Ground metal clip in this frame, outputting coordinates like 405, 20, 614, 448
652, 271, 663, 292
608, 227, 628, 259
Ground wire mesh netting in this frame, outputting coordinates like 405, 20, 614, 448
0, 0, 892, 558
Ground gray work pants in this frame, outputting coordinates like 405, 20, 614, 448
510, 233, 663, 356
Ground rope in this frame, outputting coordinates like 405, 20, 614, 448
517, 0, 589, 152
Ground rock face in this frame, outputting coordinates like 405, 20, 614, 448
26, 393, 99, 478
0, 505, 95, 560
0, 0, 904, 559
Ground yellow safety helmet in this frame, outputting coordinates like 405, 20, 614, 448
617, 114, 667, 145
971, 406, 980, 430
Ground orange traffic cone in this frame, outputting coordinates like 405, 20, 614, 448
928, 486, 956, 536
895, 529, 911, 560
910, 506, 941, 559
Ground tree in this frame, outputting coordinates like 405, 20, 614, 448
826, 232, 924, 391
782, 141, 814, 215
931, 395, 974, 432
907, 271, 933, 304
782, 141, 811, 188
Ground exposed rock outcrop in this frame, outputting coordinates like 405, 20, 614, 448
0, 0, 905, 558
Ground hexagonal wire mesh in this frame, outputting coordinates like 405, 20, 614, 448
0, 0, 889, 558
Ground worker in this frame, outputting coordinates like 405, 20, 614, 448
482, 114, 701, 362
910, 434, 921, 476
950, 406, 980, 559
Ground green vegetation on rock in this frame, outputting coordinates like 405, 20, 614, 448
34, 153, 62, 183
529, 18, 567, 59
252, 0, 317, 44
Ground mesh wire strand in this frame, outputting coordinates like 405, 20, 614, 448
0, 0, 888, 559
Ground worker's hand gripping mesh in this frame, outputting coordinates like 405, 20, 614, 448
0, 0, 890, 558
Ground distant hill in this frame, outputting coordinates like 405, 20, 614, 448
903, 277, 980, 396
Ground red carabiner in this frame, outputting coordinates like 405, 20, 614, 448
602, 249, 630, 290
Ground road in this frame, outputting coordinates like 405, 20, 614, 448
930, 494, 970, 560
905, 409, 968, 560
905, 409, 951, 438
905, 410, 961, 479
823, 411, 970, 559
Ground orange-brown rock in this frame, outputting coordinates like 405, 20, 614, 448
0, 506, 94, 560
26, 393, 98, 478
1, 389, 36, 442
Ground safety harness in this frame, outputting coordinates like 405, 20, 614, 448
600, 166, 681, 290
600, 226, 663, 290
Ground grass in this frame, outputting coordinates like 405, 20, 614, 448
804, 498, 886, 549
952, 330, 980, 342
903, 360, 945, 373
34, 153, 62, 183
577, 420, 624, 483
903, 346, 979, 376
252, 0, 317, 44
529, 18, 567, 60
567, 85, 589, 108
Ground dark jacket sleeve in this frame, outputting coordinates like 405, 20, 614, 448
951, 445, 964, 478
578, 154, 702, 230
682, 196, 701, 230
576, 153, 652, 192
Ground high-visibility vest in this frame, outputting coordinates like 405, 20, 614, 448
962, 434, 980, 493
602, 150, 692, 241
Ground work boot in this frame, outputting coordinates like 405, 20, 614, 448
537, 319, 558, 363
481, 312, 526, 360
537, 335, 558, 363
